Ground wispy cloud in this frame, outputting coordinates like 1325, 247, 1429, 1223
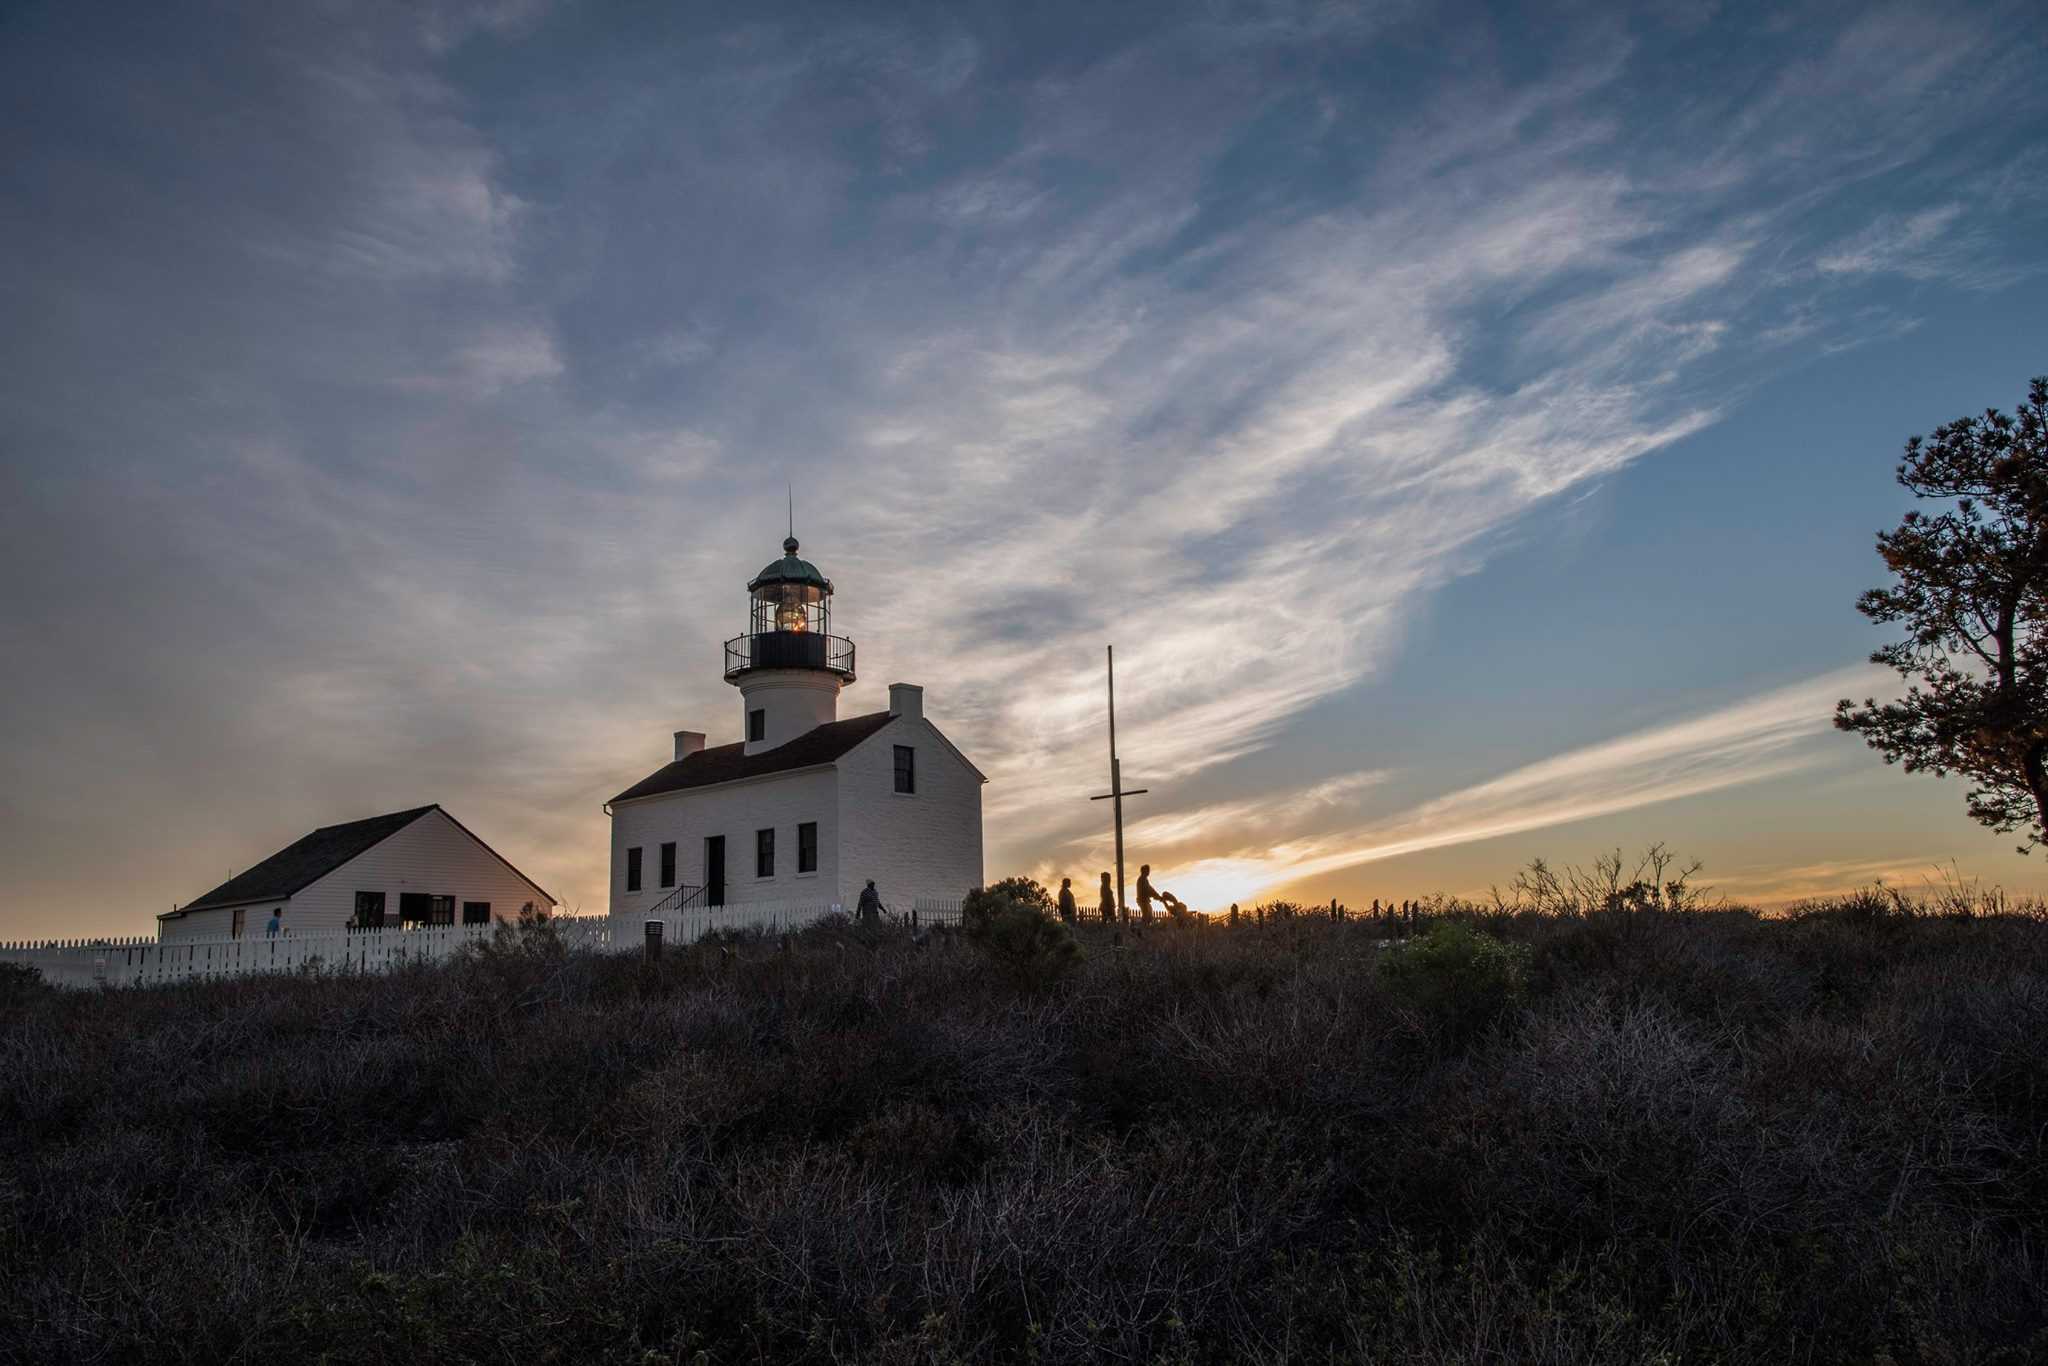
1102, 665, 1892, 908
1817, 204, 1965, 279
1711, 856, 1965, 906
0, 0, 2041, 934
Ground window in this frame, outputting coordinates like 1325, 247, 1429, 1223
748, 708, 766, 742
354, 891, 385, 929
893, 744, 916, 794
626, 846, 643, 892
462, 901, 491, 925
399, 892, 432, 926
231, 907, 246, 939
798, 821, 817, 874
660, 841, 676, 889
430, 895, 456, 926
756, 827, 775, 878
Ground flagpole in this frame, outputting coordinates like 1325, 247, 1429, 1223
1109, 645, 1125, 919
1090, 645, 1148, 921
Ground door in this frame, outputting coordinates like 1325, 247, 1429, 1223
704, 835, 725, 907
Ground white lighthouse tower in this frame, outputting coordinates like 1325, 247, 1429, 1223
725, 535, 856, 753
607, 533, 985, 917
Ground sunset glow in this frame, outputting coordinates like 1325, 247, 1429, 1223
2, 2, 2044, 939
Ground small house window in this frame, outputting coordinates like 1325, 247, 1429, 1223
626, 846, 643, 892
462, 901, 491, 925
399, 892, 432, 925
430, 895, 456, 926
231, 907, 246, 939
798, 821, 818, 874
893, 745, 915, 794
354, 891, 385, 929
756, 827, 775, 878
748, 708, 766, 742
660, 841, 676, 888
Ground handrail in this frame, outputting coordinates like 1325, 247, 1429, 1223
723, 631, 856, 681
645, 882, 709, 917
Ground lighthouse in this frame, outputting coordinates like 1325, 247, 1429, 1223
607, 533, 985, 916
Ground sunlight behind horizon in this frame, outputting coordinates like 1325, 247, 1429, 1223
2, 0, 2045, 937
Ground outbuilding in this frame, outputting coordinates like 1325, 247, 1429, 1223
159, 804, 555, 941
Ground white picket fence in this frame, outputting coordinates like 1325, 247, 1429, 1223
632, 895, 963, 948
0, 894, 971, 991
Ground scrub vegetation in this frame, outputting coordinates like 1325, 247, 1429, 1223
4, 873, 2048, 1363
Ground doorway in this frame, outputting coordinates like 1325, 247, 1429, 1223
704, 835, 726, 907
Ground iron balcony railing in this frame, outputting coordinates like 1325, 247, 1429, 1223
723, 631, 856, 681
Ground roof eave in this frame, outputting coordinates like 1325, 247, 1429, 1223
161, 892, 292, 918
610, 759, 840, 805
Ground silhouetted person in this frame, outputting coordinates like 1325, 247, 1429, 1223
1057, 877, 1077, 923
857, 879, 883, 926
1099, 872, 1116, 925
1137, 865, 1187, 922
265, 909, 281, 938
1229, 902, 1239, 927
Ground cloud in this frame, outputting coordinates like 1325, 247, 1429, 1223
1709, 855, 1967, 906
0, 1, 2040, 935
1817, 204, 1966, 279
1112, 664, 1892, 908
1103, 772, 1393, 853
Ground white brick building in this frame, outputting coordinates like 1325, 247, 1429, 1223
607, 536, 985, 918
159, 804, 555, 941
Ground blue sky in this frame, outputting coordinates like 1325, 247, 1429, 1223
2, 0, 2044, 934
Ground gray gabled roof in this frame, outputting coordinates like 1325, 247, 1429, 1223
177, 806, 438, 911
171, 804, 554, 914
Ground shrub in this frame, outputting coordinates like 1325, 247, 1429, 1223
5, 885, 2048, 1361
984, 875, 1055, 913
0, 960, 47, 1013
963, 886, 1083, 992
1379, 920, 1530, 1043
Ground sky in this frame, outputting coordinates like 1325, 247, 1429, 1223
2, 0, 2045, 938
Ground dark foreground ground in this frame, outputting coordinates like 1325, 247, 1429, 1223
3, 895, 2047, 1364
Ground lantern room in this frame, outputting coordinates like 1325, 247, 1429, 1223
724, 536, 856, 683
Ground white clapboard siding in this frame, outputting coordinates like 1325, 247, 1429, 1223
609, 769, 840, 920
284, 808, 555, 932
158, 807, 556, 942
835, 718, 983, 910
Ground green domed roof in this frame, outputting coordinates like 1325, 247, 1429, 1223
749, 537, 833, 593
